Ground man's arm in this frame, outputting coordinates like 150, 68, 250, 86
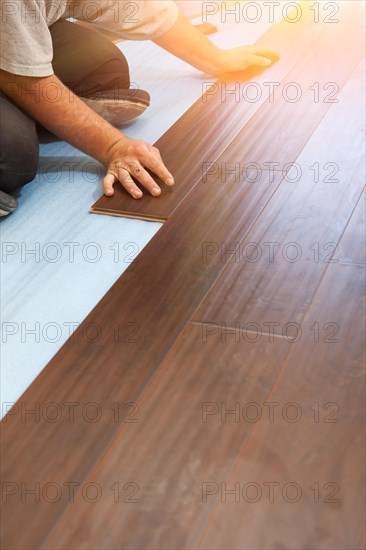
154, 13, 279, 75
0, 70, 174, 199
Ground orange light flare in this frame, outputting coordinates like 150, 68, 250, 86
214, 0, 365, 84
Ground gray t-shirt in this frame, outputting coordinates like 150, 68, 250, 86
0, 1, 179, 77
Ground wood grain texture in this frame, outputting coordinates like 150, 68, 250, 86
213, 13, 365, 167
90, 5, 326, 221
193, 56, 366, 335
39, 325, 290, 550
1, 3, 364, 549
198, 262, 366, 550
338, 188, 366, 266
0, 166, 284, 549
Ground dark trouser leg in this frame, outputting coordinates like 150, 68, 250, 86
49, 19, 131, 96
0, 91, 39, 194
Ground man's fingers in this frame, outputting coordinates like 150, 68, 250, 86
246, 54, 273, 67
103, 173, 117, 197
103, 141, 175, 200
126, 161, 162, 197
142, 148, 175, 187
249, 46, 280, 61
117, 167, 143, 200
104, 167, 145, 200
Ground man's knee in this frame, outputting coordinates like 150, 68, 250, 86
51, 20, 131, 95
1, 143, 39, 193
105, 49, 131, 91
0, 94, 39, 193
0, 117, 39, 193
78, 43, 131, 96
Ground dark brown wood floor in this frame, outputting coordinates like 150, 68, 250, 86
1, 2, 365, 549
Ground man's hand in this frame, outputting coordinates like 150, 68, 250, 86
214, 46, 280, 74
0, 71, 172, 199
103, 138, 174, 199
154, 13, 280, 76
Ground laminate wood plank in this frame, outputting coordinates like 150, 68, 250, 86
198, 262, 366, 550
197, 3, 365, 171
290, 56, 365, 175
90, 5, 327, 221
338, 188, 366, 266
193, 57, 365, 335
1, 5, 364, 548
0, 166, 285, 548
358, 521, 366, 550
39, 325, 290, 549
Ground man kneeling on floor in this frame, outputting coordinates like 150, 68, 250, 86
0, 0, 278, 215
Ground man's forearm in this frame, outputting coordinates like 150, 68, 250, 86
0, 71, 125, 166
0, 70, 174, 199
153, 13, 221, 75
153, 13, 278, 75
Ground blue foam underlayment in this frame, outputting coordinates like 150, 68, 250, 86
0, 16, 279, 415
